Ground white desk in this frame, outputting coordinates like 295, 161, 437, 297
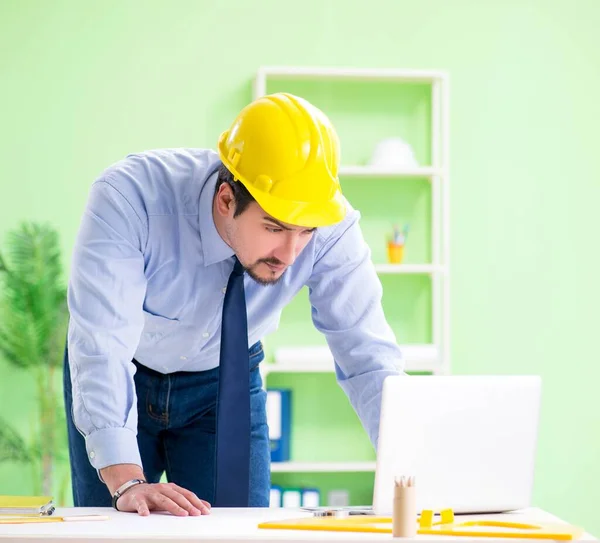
0, 507, 595, 542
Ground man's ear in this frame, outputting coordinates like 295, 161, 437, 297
215, 184, 235, 217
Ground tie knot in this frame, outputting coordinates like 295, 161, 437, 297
232, 257, 244, 276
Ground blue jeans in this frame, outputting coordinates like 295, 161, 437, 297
63, 341, 270, 507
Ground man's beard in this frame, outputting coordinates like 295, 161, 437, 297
245, 257, 286, 286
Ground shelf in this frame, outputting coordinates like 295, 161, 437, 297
258, 66, 447, 83
374, 264, 439, 275
264, 359, 438, 375
271, 461, 376, 473
266, 344, 440, 375
340, 165, 442, 179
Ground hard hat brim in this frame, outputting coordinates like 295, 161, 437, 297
239, 176, 347, 229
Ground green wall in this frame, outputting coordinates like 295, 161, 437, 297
1, 0, 599, 535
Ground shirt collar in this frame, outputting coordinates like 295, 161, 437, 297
199, 168, 234, 267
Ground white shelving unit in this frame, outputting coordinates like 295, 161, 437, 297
255, 65, 450, 376
254, 66, 450, 479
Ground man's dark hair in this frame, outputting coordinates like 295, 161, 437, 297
214, 164, 256, 217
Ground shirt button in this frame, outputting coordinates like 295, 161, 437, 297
222, 287, 227, 294
180, 356, 187, 360
202, 332, 209, 338
89, 451, 95, 459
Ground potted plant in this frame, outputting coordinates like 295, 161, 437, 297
0, 221, 69, 498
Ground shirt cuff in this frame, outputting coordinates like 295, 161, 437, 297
85, 427, 143, 471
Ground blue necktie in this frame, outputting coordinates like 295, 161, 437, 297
214, 257, 250, 507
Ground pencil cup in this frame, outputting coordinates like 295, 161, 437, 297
392, 480, 416, 538
387, 242, 404, 264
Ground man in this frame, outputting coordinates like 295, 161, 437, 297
63, 92, 403, 516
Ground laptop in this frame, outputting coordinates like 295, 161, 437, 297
371, 374, 542, 516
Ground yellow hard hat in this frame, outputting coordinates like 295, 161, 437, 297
217, 92, 346, 228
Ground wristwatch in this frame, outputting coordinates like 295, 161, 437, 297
111, 478, 147, 511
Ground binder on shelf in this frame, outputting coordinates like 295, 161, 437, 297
301, 488, 320, 508
282, 488, 302, 508
269, 485, 282, 508
266, 388, 291, 462
327, 489, 350, 507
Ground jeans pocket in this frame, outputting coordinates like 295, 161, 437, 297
249, 340, 264, 371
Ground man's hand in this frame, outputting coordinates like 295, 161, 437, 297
116, 481, 211, 516
101, 464, 211, 516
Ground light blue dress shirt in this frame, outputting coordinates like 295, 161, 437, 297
67, 147, 403, 471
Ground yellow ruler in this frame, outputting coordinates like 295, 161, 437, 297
0, 515, 109, 524
259, 511, 584, 540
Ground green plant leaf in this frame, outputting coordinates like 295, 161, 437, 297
0, 418, 31, 463
0, 222, 68, 370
